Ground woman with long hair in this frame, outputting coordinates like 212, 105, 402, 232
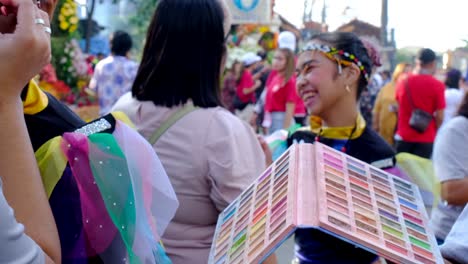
290, 32, 395, 263
263, 48, 297, 134
430, 92, 468, 244
221, 60, 240, 113
112, 1, 275, 263
372, 63, 411, 145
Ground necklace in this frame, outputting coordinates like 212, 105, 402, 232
314, 121, 358, 153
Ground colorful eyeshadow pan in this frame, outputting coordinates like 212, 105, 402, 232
356, 227, 380, 242
209, 143, 443, 264
349, 169, 369, 182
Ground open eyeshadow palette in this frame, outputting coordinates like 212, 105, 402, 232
208, 143, 443, 264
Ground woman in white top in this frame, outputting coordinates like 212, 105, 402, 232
442, 69, 464, 127
0, 0, 60, 262
430, 92, 468, 243
440, 205, 468, 264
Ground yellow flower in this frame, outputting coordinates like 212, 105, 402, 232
77, 80, 87, 89
58, 14, 65, 22
60, 21, 69, 30
62, 9, 72, 16
69, 24, 77, 33
258, 26, 270, 34
69, 16, 78, 25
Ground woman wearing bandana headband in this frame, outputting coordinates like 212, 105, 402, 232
290, 32, 396, 264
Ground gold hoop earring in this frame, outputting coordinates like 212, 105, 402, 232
345, 85, 351, 93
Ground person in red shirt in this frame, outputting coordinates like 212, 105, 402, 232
233, 53, 262, 122
263, 48, 297, 134
235, 66, 258, 105
395, 48, 445, 158
235, 53, 261, 106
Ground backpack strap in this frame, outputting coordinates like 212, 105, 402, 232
148, 102, 198, 145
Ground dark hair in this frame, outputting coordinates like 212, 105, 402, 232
258, 31, 275, 46
417, 48, 436, 65
257, 50, 267, 61
458, 92, 468, 118
382, 70, 391, 79
234, 62, 245, 85
131, 0, 225, 108
111, 30, 132, 56
445, 68, 462, 89
310, 32, 373, 99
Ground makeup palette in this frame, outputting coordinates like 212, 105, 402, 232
208, 143, 443, 264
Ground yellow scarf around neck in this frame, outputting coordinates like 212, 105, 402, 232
23, 80, 48, 115
309, 114, 366, 140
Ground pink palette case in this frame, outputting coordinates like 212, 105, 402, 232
208, 143, 443, 264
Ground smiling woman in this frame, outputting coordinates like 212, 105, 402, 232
295, 33, 371, 125
288, 32, 395, 264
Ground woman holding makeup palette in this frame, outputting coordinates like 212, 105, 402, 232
289, 32, 396, 264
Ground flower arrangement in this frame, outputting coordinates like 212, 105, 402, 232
226, 46, 258, 69
65, 39, 91, 77
54, 39, 86, 88
225, 25, 275, 69
241, 24, 271, 35
46, 0, 98, 119
38, 63, 71, 101
58, 0, 79, 33
47, 38, 96, 107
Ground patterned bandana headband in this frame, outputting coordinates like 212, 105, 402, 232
302, 43, 370, 82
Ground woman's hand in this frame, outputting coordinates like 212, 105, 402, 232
0, 0, 60, 262
0, 0, 51, 101
257, 135, 273, 167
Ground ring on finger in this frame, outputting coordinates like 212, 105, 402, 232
34, 18, 46, 26
43, 26, 52, 34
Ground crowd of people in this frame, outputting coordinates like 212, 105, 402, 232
2, 0, 468, 263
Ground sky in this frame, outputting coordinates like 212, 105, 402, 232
274, 0, 468, 52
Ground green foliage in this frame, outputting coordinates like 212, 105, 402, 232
129, 0, 157, 29
51, 37, 78, 87
128, 0, 158, 57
